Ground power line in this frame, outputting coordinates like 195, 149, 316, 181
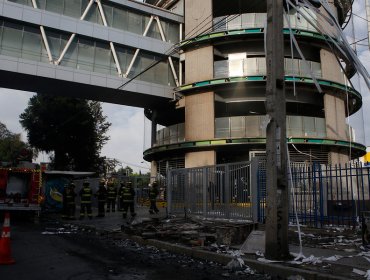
349, 37, 369, 45
352, 12, 370, 23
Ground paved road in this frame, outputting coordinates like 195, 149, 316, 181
1, 219, 266, 280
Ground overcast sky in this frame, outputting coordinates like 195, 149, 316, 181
0, 1, 369, 172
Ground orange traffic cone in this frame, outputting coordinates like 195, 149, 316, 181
0, 212, 15, 265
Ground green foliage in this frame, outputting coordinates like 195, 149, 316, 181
19, 94, 111, 172
0, 122, 33, 164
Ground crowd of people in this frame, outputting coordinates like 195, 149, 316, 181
61, 180, 160, 220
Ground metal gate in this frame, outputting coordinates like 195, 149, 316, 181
167, 162, 252, 220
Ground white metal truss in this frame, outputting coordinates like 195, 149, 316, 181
28, 0, 179, 81
155, 16, 179, 87
96, 0, 123, 76
55, 0, 94, 65
31, 0, 53, 63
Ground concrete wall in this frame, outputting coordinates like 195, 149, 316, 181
320, 49, 349, 164
184, 0, 212, 37
184, 0, 215, 168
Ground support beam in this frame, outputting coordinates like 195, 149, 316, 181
265, 0, 290, 260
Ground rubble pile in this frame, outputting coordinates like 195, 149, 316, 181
121, 217, 255, 247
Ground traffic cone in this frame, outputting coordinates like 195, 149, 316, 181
0, 212, 15, 265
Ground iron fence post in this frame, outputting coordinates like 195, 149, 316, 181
251, 157, 259, 223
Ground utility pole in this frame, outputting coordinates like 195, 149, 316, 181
265, 0, 290, 260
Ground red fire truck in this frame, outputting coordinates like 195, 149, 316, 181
0, 167, 43, 212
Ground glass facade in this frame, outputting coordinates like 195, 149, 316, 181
8, 0, 180, 43
213, 10, 317, 33
0, 19, 178, 86
154, 116, 336, 146
214, 57, 322, 78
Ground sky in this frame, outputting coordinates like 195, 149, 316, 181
0, 1, 369, 172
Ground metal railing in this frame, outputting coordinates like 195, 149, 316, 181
167, 159, 370, 228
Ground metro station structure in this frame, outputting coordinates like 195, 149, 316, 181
0, 0, 366, 178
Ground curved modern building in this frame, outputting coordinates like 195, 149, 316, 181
143, 0, 366, 176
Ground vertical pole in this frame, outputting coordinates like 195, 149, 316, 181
151, 110, 158, 147
265, 0, 290, 259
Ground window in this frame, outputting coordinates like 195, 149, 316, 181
1, 21, 23, 58
77, 38, 94, 71
94, 41, 112, 74
22, 26, 42, 61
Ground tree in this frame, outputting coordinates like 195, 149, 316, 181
0, 122, 33, 165
20, 94, 111, 172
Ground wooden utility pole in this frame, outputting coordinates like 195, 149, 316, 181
265, 0, 290, 260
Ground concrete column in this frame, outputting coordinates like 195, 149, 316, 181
184, 0, 212, 38
183, 0, 215, 168
151, 110, 157, 147
151, 161, 158, 181
320, 49, 349, 164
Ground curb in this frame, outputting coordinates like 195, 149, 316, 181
69, 220, 351, 280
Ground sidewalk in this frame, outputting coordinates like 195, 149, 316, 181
62, 206, 370, 280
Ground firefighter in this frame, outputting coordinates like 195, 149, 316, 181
67, 182, 77, 219
148, 181, 159, 214
122, 181, 136, 219
79, 180, 93, 219
118, 181, 125, 211
95, 180, 107, 217
106, 181, 117, 212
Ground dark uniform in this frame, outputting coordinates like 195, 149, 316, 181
79, 181, 93, 219
95, 181, 107, 217
121, 181, 136, 219
149, 181, 159, 214
106, 182, 117, 212
118, 182, 125, 211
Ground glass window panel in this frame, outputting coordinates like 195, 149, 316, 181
140, 52, 155, 83
245, 116, 261, 137
112, 7, 127, 30
163, 127, 170, 145
214, 60, 228, 78
213, 16, 226, 32
257, 57, 266, 75
230, 117, 245, 138
60, 38, 77, 68
22, 26, 42, 61
168, 22, 179, 43
114, 45, 127, 75
8, 0, 32, 5
85, 4, 98, 24
242, 13, 255, 28
169, 125, 178, 144
245, 58, 257, 75
94, 41, 111, 74
147, 21, 162, 40
178, 123, 185, 142
63, 0, 82, 18
299, 60, 311, 77
77, 38, 94, 71
255, 13, 267, 27
36, 0, 46, 9
128, 11, 143, 35
215, 118, 230, 138
45, 0, 63, 14
43, 30, 61, 62
227, 15, 242, 30
315, 118, 326, 138
311, 61, 322, 78
156, 129, 163, 146
128, 54, 142, 79
102, 4, 113, 27
288, 116, 303, 137
1, 22, 23, 58
154, 59, 168, 85
303, 117, 315, 136
285, 58, 299, 76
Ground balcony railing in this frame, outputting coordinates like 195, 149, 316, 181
214, 57, 322, 79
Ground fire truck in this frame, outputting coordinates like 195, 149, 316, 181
0, 167, 43, 212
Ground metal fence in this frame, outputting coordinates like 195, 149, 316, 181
167, 160, 370, 228
257, 161, 370, 228
167, 162, 252, 220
